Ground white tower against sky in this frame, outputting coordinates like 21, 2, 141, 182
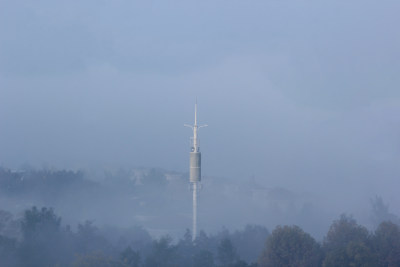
185, 100, 207, 241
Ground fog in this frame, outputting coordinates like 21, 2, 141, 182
0, 0, 400, 262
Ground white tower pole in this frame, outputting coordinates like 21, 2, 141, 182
192, 182, 197, 241
185, 100, 207, 242
193, 100, 198, 152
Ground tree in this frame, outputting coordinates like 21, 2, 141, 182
193, 249, 215, 267
373, 221, 400, 267
231, 224, 269, 264
370, 196, 399, 228
19, 206, 71, 267
0, 210, 18, 239
195, 230, 211, 251
258, 225, 321, 267
21, 206, 61, 239
0, 210, 12, 234
217, 238, 238, 266
144, 236, 177, 267
121, 246, 141, 267
142, 169, 167, 188
0, 235, 17, 267
76, 220, 111, 254
176, 229, 195, 267
322, 214, 377, 267
72, 251, 123, 267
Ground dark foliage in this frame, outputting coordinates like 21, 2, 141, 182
373, 221, 400, 267
1, 205, 400, 267
322, 214, 376, 267
258, 225, 321, 267
0, 235, 18, 267
18, 206, 73, 267
0, 167, 399, 267
230, 225, 269, 263
217, 238, 238, 266
144, 236, 177, 267
0, 168, 88, 200
193, 249, 215, 267
121, 246, 141, 267
370, 196, 399, 228
72, 251, 123, 267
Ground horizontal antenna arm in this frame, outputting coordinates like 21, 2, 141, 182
184, 124, 193, 129
199, 124, 208, 129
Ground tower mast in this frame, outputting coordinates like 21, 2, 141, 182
185, 100, 207, 241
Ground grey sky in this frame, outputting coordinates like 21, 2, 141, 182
1, 1, 400, 214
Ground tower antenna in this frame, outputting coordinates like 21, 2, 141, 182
184, 100, 207, 241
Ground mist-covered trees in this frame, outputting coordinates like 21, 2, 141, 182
258, 225, 321, 267
373, 221, 400, 267
121, 246, 141, 267
193, 249, 215, 267
0, 168, 88, 198
0, 235, 17, 267
370, 196, 400, 228
144, 236, 177, 267
230, 225, 269, 263
76, 221, 112, 255
2, 204, 400, 267
0, 166, 399, 267
257, 216, 400, 267
72, 251, 123, 267
322, 215, 376, 267
217, 238, 238, 266
19, 207, 72, 267
0, 205, 265, 267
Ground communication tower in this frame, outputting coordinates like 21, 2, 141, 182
184, 100, 207, 241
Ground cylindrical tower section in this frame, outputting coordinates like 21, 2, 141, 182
190, 152, 201, 183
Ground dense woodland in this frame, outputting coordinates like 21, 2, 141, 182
0, 168, 399, 266
1, 206, 400, 267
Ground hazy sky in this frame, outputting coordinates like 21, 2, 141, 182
1, 1, 400, 212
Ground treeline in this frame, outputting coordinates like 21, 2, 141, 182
0, 206, 267, 267
0, 168, 94, 200
0, 167, 188, 230
1, 206, 400, 267
259, 215, 400, 267
0, 168, 167, 197
1, 168, 400, 266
